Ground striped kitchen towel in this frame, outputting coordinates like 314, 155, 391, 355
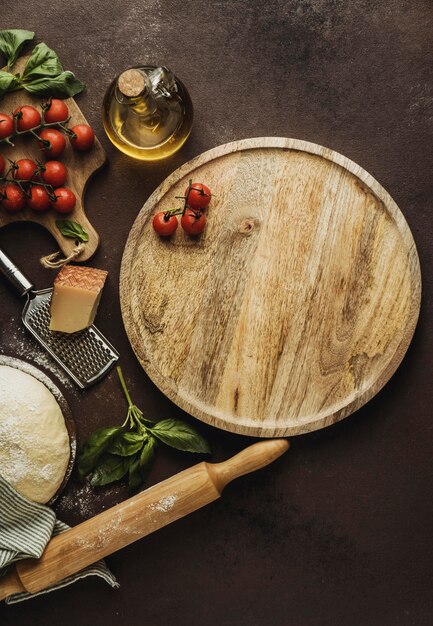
0, 474, 119, 604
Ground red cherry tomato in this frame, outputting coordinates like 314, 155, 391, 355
39, 129, 66, 158
185, 182, 211, 210
69, 124, 95, 151
0, 154, 5, 176
43, 99, 69, 123
1, 183, 26, 212
0, 113, 14, 139
181, 209, 207, 235
26, 185, 50, 212
152, 212, 178, 236
14, 105, 42, 131
40, 160, 67, 188
50, 187, 76, 214
12, 158, 38, 182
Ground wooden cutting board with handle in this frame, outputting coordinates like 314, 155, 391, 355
0, 57, 105, 262
120, 137, 421, 437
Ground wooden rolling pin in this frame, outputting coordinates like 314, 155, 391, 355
0, 439, 289, 600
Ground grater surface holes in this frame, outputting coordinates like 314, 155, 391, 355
26, 297, 115, 382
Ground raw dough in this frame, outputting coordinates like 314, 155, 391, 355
0, 365, 70, 504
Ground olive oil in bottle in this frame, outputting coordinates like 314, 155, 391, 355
102, 66, 193, 161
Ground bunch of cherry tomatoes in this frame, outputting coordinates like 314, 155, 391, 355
152, 181, 211, 237
0, 98, 95, 214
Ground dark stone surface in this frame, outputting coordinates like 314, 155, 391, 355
0, 1, 432, 624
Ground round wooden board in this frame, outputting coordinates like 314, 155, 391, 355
120, 137, 421, 437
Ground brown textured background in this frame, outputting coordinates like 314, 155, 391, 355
0, 1, 432, 624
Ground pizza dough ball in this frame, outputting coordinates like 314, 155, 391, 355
0, 365, 70, 504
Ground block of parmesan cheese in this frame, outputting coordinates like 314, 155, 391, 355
49, 265, 108, 333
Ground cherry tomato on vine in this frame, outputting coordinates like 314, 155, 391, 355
0, 113, 14, 139
50, 187, 76, 214
39, 129, 66, 158
181, 209, 207, 235
43, 99, 69, 123
0, 154, 5, 176
152, 212, 178, 236
40, 160, 67, 188
14, 105, 42, 131
1, 183, 26, 212
26, 185, 51, 212
69, 124, 95, 151
185, 182, 211, 211
12, 158, 38, 183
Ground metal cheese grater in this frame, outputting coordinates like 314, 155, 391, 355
0, 248, 119, 389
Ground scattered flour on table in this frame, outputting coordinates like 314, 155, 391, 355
4, 324, 77, 393
56, 481, 121, 519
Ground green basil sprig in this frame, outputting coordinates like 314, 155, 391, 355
22, 42, 63, 80
0, 30, 84, 99
22, 70, 84, 97
77, 426, 124, 481
56, 219, 89, 243
0, 70, 20, 95
0, 29, 34, 70
77, 367, 211, 492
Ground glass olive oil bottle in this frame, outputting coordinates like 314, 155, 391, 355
102, 66, 193, 161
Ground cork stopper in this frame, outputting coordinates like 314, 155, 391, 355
117, 69, 146, 98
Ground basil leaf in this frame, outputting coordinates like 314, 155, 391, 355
139, 436, 156, 480
150, 419, 211, 454
128, 453, 142, 492
0, 29, 34, 70
90, 454, 130, 487
109, 432, 145, 456
0, 70, 20, 99
22, 43, 63, 80
23, 71, 84, 98
56, 220, 89, 243
77, 426, 124, 481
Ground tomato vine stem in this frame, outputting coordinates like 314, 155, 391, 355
0, 114, 72, 146
0, 172, 56, 200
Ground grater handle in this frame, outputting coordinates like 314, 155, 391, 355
0, 248, 34, 296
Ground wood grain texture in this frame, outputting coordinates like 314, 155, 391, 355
0, 439, 288, 599
0, 57, 105, 262
120, 137, 421, 437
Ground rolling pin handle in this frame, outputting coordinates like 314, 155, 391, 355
206, 439, 289, 493
0, 566, 26, 601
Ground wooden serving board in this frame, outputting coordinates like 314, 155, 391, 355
0, 57, 105, 262
120, 137, 421, 437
